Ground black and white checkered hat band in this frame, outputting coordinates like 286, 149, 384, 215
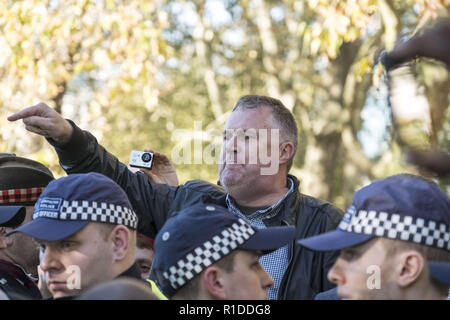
33, 200, 138, 229
339, 210, 450, 250
163, 218, 255, 291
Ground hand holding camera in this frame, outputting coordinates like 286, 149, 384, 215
129, 149, 179, 186
129, 150, 154, 169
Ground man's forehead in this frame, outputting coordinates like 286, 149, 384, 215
35, 222, 94, 244
36, 233, 76, 245
225, 107, 275, 128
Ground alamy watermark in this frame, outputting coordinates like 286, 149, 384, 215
170, 121, 280, 175
38, 264, 81, 292
66, 265, 81, 290
366, 265, 381, 290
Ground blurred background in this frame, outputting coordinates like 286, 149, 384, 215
1, 0, 448, 210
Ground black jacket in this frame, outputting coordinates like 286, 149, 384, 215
0, 260, 42, 300
49, 122, 344, 299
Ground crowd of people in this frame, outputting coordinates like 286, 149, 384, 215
0, 20, 449, 301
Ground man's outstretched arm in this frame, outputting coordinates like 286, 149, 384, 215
8, 102, 176, 237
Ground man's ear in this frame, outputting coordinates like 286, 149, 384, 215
279, 141, 295, 165
201, 266, 227, 300
110, 225, 131, 261
396, 250, 425, 287
0, 227, 13, 249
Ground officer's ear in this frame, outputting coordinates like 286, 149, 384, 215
110, 225, 131, 261
201, 265, 227, 300
395, 250, 425, 287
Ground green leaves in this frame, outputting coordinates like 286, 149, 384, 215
2, 0, 448, 202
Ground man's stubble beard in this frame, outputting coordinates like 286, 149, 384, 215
219, 168, 254, 197
9, 233, 40, 275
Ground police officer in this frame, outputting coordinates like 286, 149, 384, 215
0, 153, 54, 299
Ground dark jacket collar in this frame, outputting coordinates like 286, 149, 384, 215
0, 259, 42, 299
262, 174, 301, 227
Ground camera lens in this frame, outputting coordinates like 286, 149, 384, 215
141, 152, 152, 163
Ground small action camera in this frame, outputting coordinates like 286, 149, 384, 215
129, 150, 154, 169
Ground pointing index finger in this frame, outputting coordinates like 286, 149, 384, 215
7, 104, 45, 122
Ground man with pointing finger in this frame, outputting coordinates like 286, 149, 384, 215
8, 95, 343, 300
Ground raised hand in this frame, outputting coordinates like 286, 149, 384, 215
7, 102, 73, 144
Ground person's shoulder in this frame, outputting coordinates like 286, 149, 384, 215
296, 191, 344, 225
294, 187, 342, 212
183, 179, 226, 195
289, 174, 341, 211
288, 174, 342, 221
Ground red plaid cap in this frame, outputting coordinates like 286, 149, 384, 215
0, 154, 54, 206
0, 187, 45, 205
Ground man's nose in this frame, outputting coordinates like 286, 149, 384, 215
327, 258, 345, 286
39, 247, 63, 273
261, 268, 275, 289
